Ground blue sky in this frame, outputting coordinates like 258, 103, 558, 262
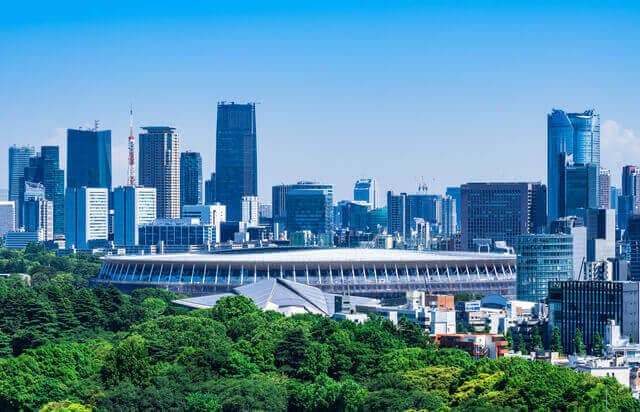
2, 1, 639, 202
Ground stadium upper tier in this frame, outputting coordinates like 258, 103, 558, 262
95, 248, 517, 297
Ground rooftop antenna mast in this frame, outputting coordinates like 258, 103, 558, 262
127, 106, 137, 186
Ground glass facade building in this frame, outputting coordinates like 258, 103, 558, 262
139, 127, 181, 219
215, 102, 257, 221
180, 151, 203, 209
67, 129, 112, 190
204, 173, 216, 205
65, 187, 109, 250
138, 218, 214, 247
8, 145, 35, 227
113, 186, 157, 246
446, 187, 461, 232
598, 168, 611, 209
516, 234, 573, 303
285, 183, 333, 235
353, 178, 377, 208
564, 163, 599, 217
547, 109, 600, 223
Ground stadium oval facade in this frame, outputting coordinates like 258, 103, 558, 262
95, 248, 517, 297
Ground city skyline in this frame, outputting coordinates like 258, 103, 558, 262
2, 2, 640, 201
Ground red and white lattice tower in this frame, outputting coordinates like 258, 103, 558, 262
127, 106, 137, 186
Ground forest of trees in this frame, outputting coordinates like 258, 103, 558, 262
0, 244, 638, 411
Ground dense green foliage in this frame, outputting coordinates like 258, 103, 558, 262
0, 247, 638, 411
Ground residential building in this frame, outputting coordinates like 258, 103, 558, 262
139, 126, 180, 219
8, 145, 35, 227
599, 168, 611, 209
516, 234, 573, 302
547, 109, 600, 223
0, 201, 16, 238
460, 182, 547, 250
180, 151, 202, 208
215, 102, 257, 221
65, 187, 109, 250
353, 178, 377, 208
241, 195, 259, 226
113, 186, 157, 246
66, 128, 112, 189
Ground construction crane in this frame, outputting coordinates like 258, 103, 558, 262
127, 106, 136, 186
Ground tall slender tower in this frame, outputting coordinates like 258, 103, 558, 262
127, 107, 136, 187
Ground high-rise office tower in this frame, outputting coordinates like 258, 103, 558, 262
407, 193, 442, 234
139, 127, 180, 219
65, 187, 109, 249
285, 182, 333, 235
565, 163, 599, 217
598, 168, 611, 209
610, 187, 619, 210
204, 173, 216, 205
445, 187, 461, 232
272, 184, 289, 230
0, 201, 16, 238
113, 186, 157, 246
622, 165, 640, 213
460, 182, 547, 251
241, 196, 259, 226
547, 109, 600, 223
335, 200, 369, 232
182, 203, 226, 243
67, 128, 112, 189
441, 195, 457, 238
23, 198, 53, 241
354, 179, 377, 209
180, 151, 202, 209
386, 191, 408, 239
215, 102, 257, 222
8, 145, 35, 227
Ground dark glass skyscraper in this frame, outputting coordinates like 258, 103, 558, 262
215, 102, 257, 222
285, 182, 333, 235
204, 173, 216, 205
180, 151, 202, 209
67, 129, 112, 190
547, 109, 600, 223
8, 145, 35, 227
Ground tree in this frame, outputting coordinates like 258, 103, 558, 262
518, 334, 527, 354
504, 329, 513, 350
275, 327, 310, 378
593, 331, 604, 357
551, 326, 563, 354
574, 328, 586, 355
531, 326, 543, 351
101, 335, 156, 387
398, 316, 427, 347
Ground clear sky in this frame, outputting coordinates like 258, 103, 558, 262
2, 1, 639, 202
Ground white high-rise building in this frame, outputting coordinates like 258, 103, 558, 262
113, 186, 157, 246
242, 196, 259, 227
23, 198, 53, 241
65, 187, 109, 249
0, 201, 16, 238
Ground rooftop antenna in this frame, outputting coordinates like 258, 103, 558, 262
127, 105, 137, 186
93, 120, 100, 131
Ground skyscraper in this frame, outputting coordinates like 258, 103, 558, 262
65, 187, 109, 249
23, 198, 53, 241
460, 182, 547, 251
67, 128, 112, 189
564, 163, 599, 217
204, 173, 216, 205
285, 182, 333, 235
354, 178, 377, 208
445, 187, 461, 232
241, 195, 259, 226
113, 186, 157, 246
180, 151, 202, 209
386, 191, 407, 239
598, 168, 611, 209
0, 201, 16, 238
215, 102, 257, 221
440, 195, 457, 238
622, 165, 640, 213
547, 109, 600, 223
8, 145, 35, 227
139, 127, 180, 219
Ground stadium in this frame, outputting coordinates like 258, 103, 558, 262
95, 248, 517, 297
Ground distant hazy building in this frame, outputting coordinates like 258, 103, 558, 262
446, 187, 461, 232
204, 173, 216, 205
367, 207, 387, 233
516, 234, 573, 302
547, 109, 600, 223
622, 166, 640, 211
65, 187, 109, 250
215, 102, 257, 222
618, 195, 635, 232
336, 200, 369, 232
285, 182, 333, 235
113, 186, 157, 246
610, 187, 619, 210
408, 193, 441, 233
241, 196, 259, 227
8, 145, 35, 227
0, 201, 16, 238
139, 127, 180, 219
628, 215, 640, 280
354, 178, 377, 208
460, 182, 547, 250
387, 191, 407, 239
180, 151, 202, 209
67, 129, 112, 190
441, 195, 457, 238
599, 168, 611, 209
23, 198, 53, 241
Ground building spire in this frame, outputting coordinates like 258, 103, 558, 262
127, 105, 137, 186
